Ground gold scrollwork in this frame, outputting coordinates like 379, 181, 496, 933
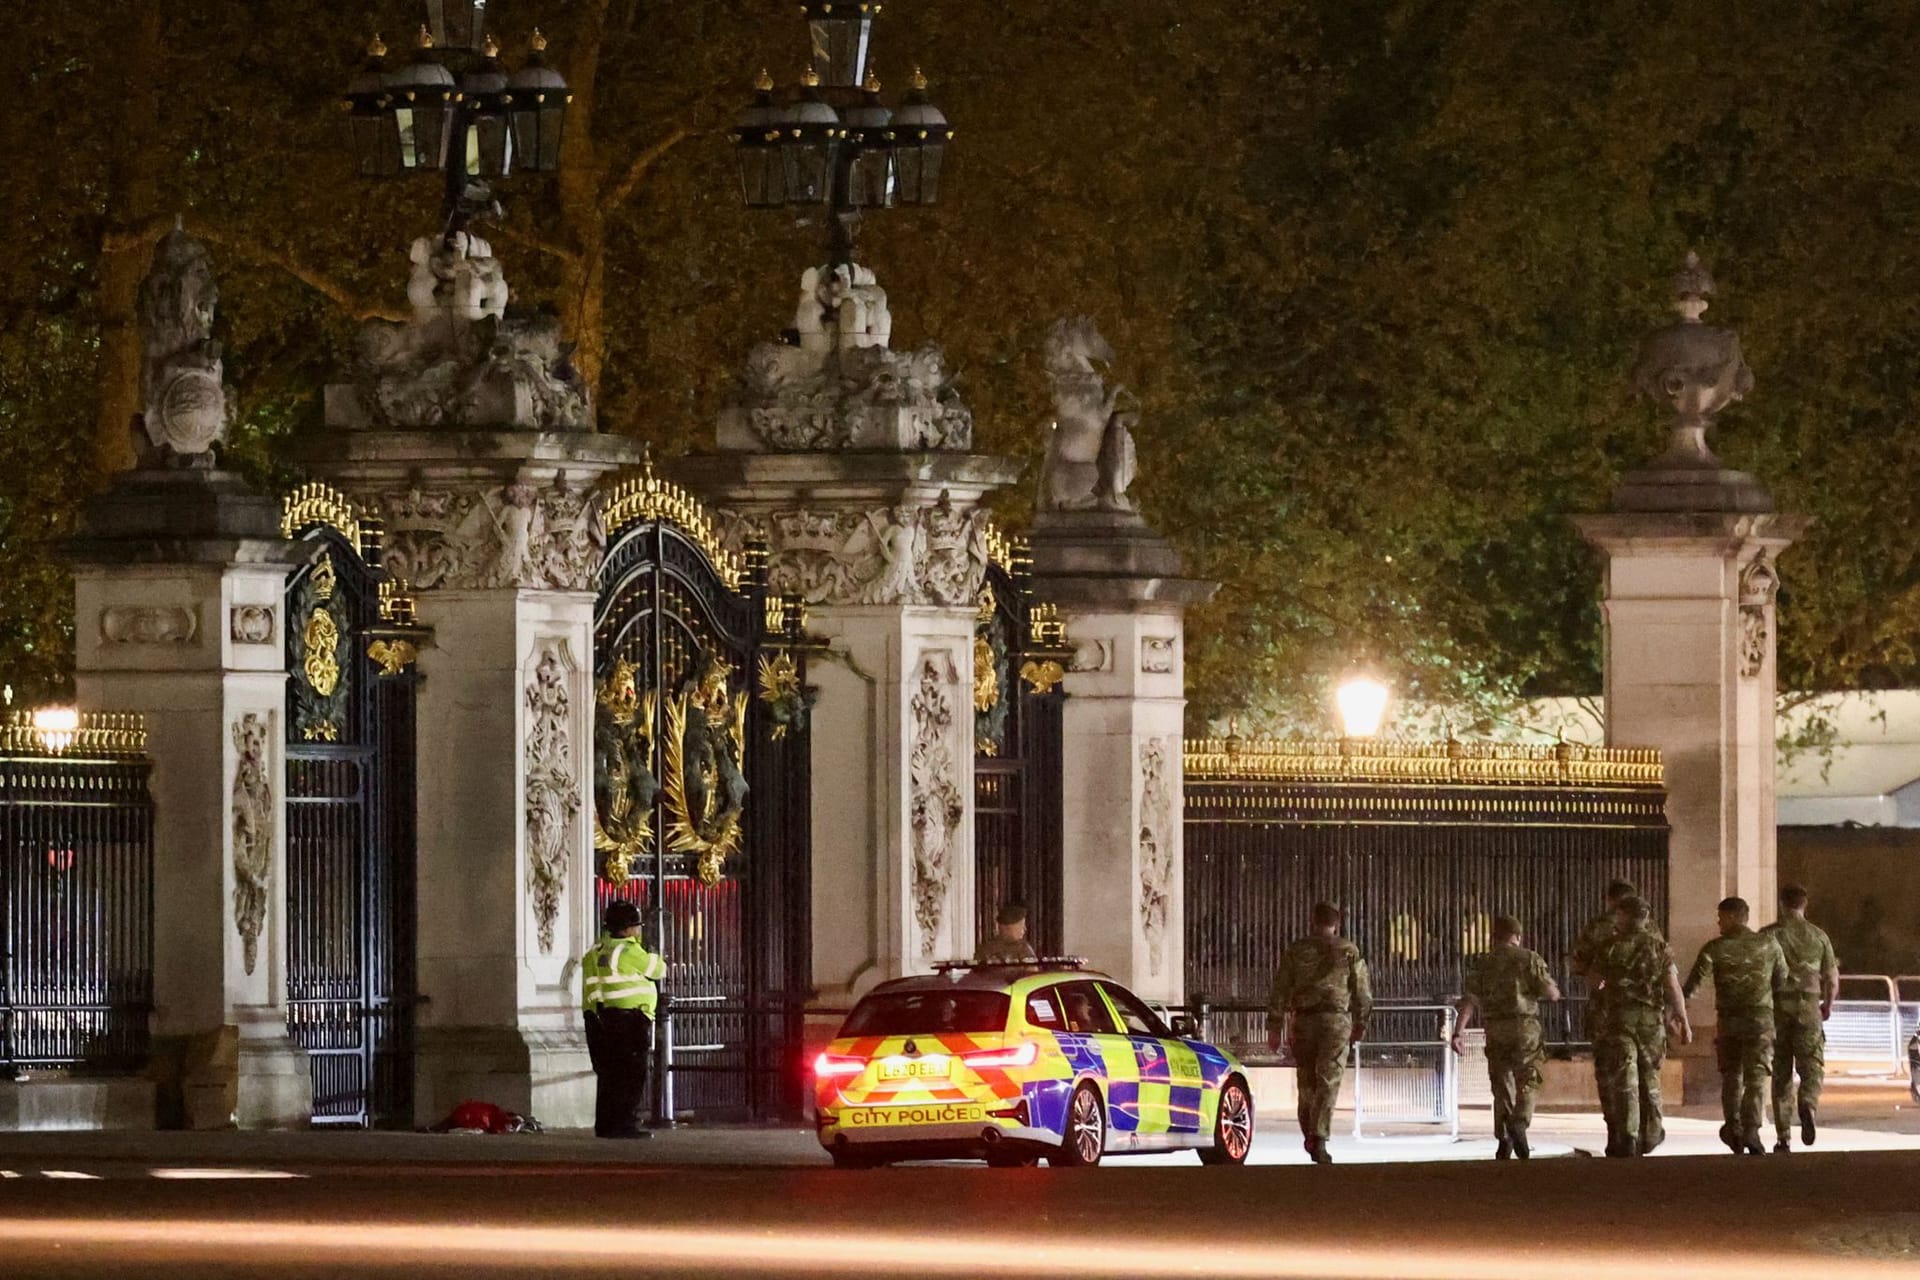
1019, 658, 1066, 695
281, 482, 364, 555
973, 635, 1000, 716
303, 608, 341, 698
600, 453, 745, 590
367, 639, 417, 676
594, 659, 658, 887
756, 652, 807, 741
663, 658, 748, 886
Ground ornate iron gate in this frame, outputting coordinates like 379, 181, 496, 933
972, 532, 1068, 956
282, 485, 421, 1128
592, 465, 812, 1122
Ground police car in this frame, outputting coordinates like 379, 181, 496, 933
813, 961, 1254, 1168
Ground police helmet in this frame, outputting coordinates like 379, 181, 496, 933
603, 899, 642, 933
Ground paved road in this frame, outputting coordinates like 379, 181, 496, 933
2, 1131, 1920, 1277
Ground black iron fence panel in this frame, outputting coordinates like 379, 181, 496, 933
972, 542, 1066, 956
594, 471, 813, 1123
0, 736, 154, 1074
1185, 757, 1668, 1050
283, 501, 420, 1129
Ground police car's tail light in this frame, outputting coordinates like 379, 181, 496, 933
959, 1040, 1038, 1069
814, 1052, 866, 1078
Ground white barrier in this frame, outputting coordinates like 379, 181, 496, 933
1822, 975, 1906, 1079
1352, 1005, 1459, 1141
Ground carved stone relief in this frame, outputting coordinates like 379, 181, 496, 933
1738, 553, 1780, 679
1039, 316, 1137, 514
229, 605, 275, 646
136, 226, 233, 466
717, 265, 972, 453
100, 606, 199, 646
371, 479, 605, 593
1141, 635, 1177, 674
1138, 737, 1175, 976
1070, 637, 1113, 674
909, 654, 966, 959
230, 712, 273, 976
718, 494, 989, 608
525, 643, 581, 954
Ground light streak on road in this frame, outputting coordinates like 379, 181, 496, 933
0, 1216, 1905, 1279
147, 1168, 306, 1180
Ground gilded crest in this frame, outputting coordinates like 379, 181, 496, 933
291, 551, 348, 743
755, 652, 812, 742
664, 654, 750, 885
593, 659, 659, 886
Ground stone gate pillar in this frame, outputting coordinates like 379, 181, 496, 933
312, 233, 638, 1126
1576, 255, 1807, 1029
675, 265, 1019, 1006
64, 229, 311, 1128
1026, 321, 1214, 1002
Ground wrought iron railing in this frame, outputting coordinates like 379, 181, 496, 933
0, 713, 155, 1075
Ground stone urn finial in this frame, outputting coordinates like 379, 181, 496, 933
1630, 250, 1754, 469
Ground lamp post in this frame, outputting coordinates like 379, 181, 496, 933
342, 12, 570, 238
732, 2, 952, 267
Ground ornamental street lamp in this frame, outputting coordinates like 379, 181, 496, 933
343, 18, 569, 237
1335, 671, 1392, 740
733, 2, 951, 266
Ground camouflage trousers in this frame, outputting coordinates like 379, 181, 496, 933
1593, 1007, 1667, 1151
1292, 1012, 1352, 1141
1714, 1011, 1775, 1136
1484, 1015, 1544, 1137
1773, 1002, 1826, 1137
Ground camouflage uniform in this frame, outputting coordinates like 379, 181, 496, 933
1763, 915, 1839, 1140
1683, 927, 1788, 1141
973, 934, 1038, 965
1590, 925, 1676, 1154
1573, 912, 1665, 1040
1464, 944, 1556, 1143
1267, 936, 1373, 1143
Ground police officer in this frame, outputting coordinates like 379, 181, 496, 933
1763, 883, 1840, 1152
1452, 915, 1561, 1160
974, 902, 1039, 965
1683, 896, 1788, 1155
582, 899, 668, 1139
1266, 901, 1372, 1165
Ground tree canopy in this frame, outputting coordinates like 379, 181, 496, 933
5, 0, 1919, 730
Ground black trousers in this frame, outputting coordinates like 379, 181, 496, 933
584, 1006, 653, 1137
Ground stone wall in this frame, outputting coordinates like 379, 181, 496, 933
1779, 826, 1920, 977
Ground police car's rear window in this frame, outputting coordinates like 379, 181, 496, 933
841, 992, 1012, 1036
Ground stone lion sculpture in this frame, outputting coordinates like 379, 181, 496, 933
1039, 316, 1137, 513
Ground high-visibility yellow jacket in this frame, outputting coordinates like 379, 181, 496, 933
581, 932, 668, 1017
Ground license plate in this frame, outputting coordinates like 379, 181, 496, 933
878, 1058, 947, 1080
843, 1103, 985, 1127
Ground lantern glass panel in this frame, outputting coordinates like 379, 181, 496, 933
394, 101, 451, 171
894, 141, 947, 206
461, 113, 514, 178
847, 146, 894, 209
737, 144, 787, 208
508, 102, 566, 173
347, 109, 402, 179
807, 15, 873, 88
783, 135, 839, 205
427, 0, 487, 52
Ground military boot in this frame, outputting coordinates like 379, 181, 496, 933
1742, 1128, 1766, 1155
1800, 1102, 1817, 1147
1774, 1135, 1791, 1155
1509, 1125, 1531, 1161
1306, 1138, 1333, 1165
1718, 1123, 1742, 1155
1495, 1138, 1512, 1160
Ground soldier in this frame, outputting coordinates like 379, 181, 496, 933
1683, 897, 1788, 1155
974, 902, 1039, 965
1266, 901, 1372, 1164
1452, 916, 1561, 1160
581, 899, 669, 1139
1763, 883, 1840, 1152
1571, 880, 1665, 1039
1590, 894, 1691, 1157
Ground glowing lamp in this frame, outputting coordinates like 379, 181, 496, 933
31, 706, 80, 754
1335, 674, 1391, 739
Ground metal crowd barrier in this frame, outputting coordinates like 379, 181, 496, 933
1825, 975, 1909, 1079
1350, 1004, 1459, 1141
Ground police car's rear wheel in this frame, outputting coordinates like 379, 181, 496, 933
1050, 1084, 1105, 1167
1198, 1077, 1254, 1166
